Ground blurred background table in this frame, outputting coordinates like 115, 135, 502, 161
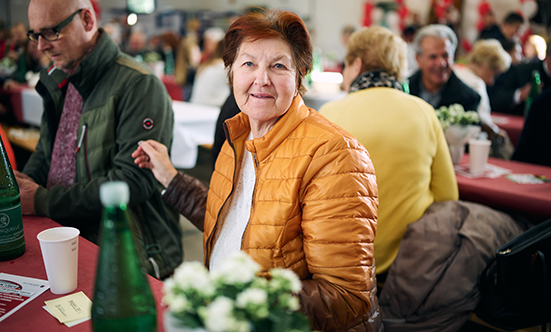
456, 154, 551, 223
171, 101, 219, 169
0, 216, 168, 332
491, 112, 525, 147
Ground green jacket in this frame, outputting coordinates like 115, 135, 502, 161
23, 31, 182, 279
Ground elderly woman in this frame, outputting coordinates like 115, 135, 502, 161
320, 26, 458, 276
454, 39, 512, 154
133, 9, 380, 332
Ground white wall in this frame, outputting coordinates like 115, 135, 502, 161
1, 0, 31, 28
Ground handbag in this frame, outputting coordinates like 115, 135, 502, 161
476, 218, 551, 332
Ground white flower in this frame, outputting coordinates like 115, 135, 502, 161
167, 294, 191, 314
163, 278, 176, 294
199, 297, 251, 332
236, 288, 268, 308
277, 293, 301, 311
236, 288, 269, 319
212, 252, 260, 285
435, 103, 479, 130
270, 269, 302, 293
172, 261, 216, 297
163, 251, 309, 331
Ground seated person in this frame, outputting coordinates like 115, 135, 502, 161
453, 39, 513, 158
500, 39, 523, 66
189, 39, 230, 107
409, 24, 481, 113
511, 88, 551, 166
487, 42, 551, 116
133, 8, 382, 332
478, 12, 524, 46
319, 26, 458, 276
1, 23, 29, 84
16, 0, 182, 279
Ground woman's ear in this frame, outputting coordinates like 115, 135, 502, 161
351, 57, 363, 77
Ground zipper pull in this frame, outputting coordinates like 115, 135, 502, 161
76, 125, 86, 153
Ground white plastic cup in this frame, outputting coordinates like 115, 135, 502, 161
37, 227, 80, 294
469, 139, 492, 176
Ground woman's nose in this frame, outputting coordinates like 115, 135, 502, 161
254, 67, 270, 86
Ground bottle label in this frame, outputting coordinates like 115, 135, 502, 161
0, 204, 24, 245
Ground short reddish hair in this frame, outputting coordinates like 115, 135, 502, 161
223, 8, 313, 95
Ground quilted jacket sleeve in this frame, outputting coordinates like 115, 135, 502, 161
162, 171, 207, 232
298, 135, 379, 331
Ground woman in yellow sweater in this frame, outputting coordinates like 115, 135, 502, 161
320, 26, 458, 275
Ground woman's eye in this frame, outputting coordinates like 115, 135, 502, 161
244, 61, 254, 67
274, 63, 285, 69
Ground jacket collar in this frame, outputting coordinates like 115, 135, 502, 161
38, 29, 119, 100
224, 95, 310, 162
66, 30, 119, 99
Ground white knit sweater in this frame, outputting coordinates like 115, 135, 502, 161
209, 135, 256, 272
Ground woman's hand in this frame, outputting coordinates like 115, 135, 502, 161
132, 140, 178, 188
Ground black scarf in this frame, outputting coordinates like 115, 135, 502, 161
349, 69, 403, 93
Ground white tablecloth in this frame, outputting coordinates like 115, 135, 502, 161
20, 91, 219, 169
21, 88, 43, 127
171, 101, 220, 169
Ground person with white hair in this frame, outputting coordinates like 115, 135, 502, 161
199, 26, 225, 64
454, 39, 514, 158
408, 24, 481, 113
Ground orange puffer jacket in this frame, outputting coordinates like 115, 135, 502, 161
205, 96, 380, 331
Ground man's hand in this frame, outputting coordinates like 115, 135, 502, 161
15, 171, 38, 215
132, 140, 178, 188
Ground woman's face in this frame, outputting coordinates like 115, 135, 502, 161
232, 37, 298, 136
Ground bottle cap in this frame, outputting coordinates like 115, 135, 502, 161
100, 181, 130, 206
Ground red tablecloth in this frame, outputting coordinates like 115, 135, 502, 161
0, 216, 168, 331
0, 85, 26, 124
491, 112, 525, 147
161, 75, 184, 101
457, 155, 551, 222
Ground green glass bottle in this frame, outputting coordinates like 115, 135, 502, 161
0, 138, 25, 261
524, 70, 541, 117
91, 181, 156, 332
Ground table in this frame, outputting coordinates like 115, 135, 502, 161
171, 101, 219, 169
0, 85, 27, 124
456, 154, 551, 222
491, 112, 525, 147
0, 216, 168, 332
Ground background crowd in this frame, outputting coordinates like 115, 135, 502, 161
0, 0, 550, 331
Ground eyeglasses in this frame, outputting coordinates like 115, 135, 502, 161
27, 9, 83, 43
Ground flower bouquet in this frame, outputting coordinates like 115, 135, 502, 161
163, 251, 312, 332
435, 104, 481, 164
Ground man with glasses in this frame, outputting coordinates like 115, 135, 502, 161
15, 0, 183, 279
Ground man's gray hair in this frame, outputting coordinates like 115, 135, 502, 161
413, 24, 458, 56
